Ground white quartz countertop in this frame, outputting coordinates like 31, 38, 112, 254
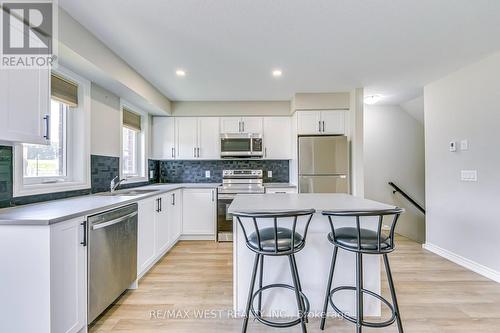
229, 193, 395, 213
0, 183, 219, 225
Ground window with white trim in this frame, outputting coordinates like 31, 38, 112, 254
14, 67, 91, 197
121, 105, 147, 182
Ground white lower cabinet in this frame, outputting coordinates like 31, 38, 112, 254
137, 190, 184, 277
155, 194, 170, 255
182, 188, 217, 237
137, 198, 157, 276
51, 217, 87, 333
167, 189, 182, 243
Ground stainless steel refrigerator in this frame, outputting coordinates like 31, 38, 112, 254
298, 135, 349, 193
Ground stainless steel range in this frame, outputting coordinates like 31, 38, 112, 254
217, 169, 264, 242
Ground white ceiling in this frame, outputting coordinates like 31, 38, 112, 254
59, 0, 500, 104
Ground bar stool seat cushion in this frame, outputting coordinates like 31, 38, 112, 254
248, 227, 303, 252
328, 227, 390, 250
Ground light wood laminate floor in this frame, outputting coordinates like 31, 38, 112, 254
89, 237, 500, 332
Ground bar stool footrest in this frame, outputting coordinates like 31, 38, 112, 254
328, 286, 396, 328
250, 283, 310, 328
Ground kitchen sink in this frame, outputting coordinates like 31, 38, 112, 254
98, 189, 160, 197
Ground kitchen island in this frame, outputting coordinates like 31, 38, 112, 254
229, 193, 395, 318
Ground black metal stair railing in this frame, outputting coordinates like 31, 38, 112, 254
388, 182, 425, 214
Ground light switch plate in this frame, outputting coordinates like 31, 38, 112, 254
149, 170, 154, 179
461, 170, 477, 182
267, 170, 272, 178
449, 141, 457, 152
205, 170, 211, 178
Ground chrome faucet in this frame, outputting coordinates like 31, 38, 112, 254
110, 176, 126, 192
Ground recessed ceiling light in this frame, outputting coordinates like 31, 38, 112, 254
272, 69, 282, 77
176, 69, 186, 77
364, 95, 382, 105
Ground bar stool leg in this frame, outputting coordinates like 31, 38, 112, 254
257, 255, 264, 317
356, 253, 363, 333
288, 255, 307, 333
242, 253, 261, 333
291, 255, 308, 323
320, 246, 338, 330
383, 254, 404, 333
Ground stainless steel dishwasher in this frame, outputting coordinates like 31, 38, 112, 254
87, 203, 138, 323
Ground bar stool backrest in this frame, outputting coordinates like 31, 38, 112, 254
322, 208, 404, 253
233, 209, 316, 255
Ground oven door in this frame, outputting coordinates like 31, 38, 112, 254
220, 137, 252, 157
217, 193, 235, 241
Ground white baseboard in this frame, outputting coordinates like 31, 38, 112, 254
423, 243, 500, 283
179, 234, 215, 241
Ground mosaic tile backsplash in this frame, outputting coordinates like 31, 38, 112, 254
158, 160, 289, 183
0, 146, 289, 209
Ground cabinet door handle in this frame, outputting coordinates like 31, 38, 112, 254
264, 147, 267, 158
80, 221, 87, 246
239, 121, 242, 132
43, 115, 50, 140
172, 193, 175, 205
211, 190, 215, 202
171, 147, 174, 158
193, 147, 196, 158
242, 121, 245, 132
322, 121, 325, 132
156, 198, 160, 212
160, 197, 163, 212
318, 120, 321, 133
197, 147, 200, 158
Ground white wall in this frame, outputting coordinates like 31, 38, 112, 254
364, 105, 425, 242
424, 51, 500, 280
90, 83, 121, 157
172, 101, 290, 116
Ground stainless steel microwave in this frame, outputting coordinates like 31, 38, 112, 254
220, 133, 263, 158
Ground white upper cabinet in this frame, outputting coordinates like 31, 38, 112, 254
220, 117, 263, 134
241, 117, 263, 133
0, 68, 50, 144
197, 117, 220, 159
263, 117, 291, 159
175, 117, 220, 160
220, 117, 241, 133
297, 111, 322, 134
296, 110, 346, 135
321, 110, 345, 134
152, 117, 176, 159
176, 117, 198, 159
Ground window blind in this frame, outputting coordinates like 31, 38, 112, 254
123, 108, 141, 131
51, 74, 78, 107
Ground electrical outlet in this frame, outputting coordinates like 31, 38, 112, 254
205, 170, 211, 178
267, 170, 272, 178
149, 170, 154, 179
449, 141, 457, 152
461, 170, 477, 182
460, 140, 469, 151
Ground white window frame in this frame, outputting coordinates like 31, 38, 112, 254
13, 66, 91, 197
120, 100, 149, 184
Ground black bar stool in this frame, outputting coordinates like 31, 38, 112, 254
320, 208, 405, 333
233, 209, 316, 333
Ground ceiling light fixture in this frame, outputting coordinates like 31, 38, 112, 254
272, 69, 282, 77
364, 95, 382, 105
176, 69, 186, 77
